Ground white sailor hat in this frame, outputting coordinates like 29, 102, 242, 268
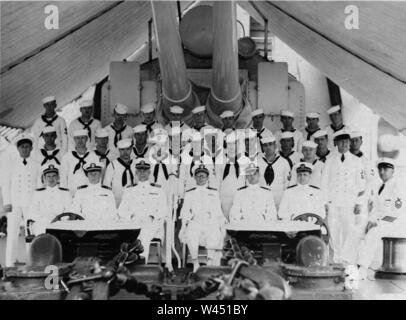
79, 100, 93, 108
261, 135, 276, 144
192, 106, 206, 114
302, 140, 318, 149
377, 157, 395, 169
281, 110, 295, 118
14, 132, 34, 146
245, 129, 257, 140
251, 109, 264, 117
42, 163, 59, 175
280, 131, 294, 139
170, 106, 184, 114
245, 163, 259, 175
306, 112, 320, 119
133, 124, 147, 134
141, 103, 155, 114
333, 129, 351, 141
194, 163, 209, 176
117, 138, 132, 149
84, 162, 103, 173
42, 96, 56, 104
95, 128, 109, 138
220, 110, 234, 119
73, 129, 89, 137
114, 103, 128, 115
327, 105, 341, 115
191, 131, 203, 142
296, 162, 313, 173
312, 130, 328, 139
350, 131, 363, 139
135, 159, 151, 170
42, 126, 57, 134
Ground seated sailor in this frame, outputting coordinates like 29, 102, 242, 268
229, 163, 278, 225
27, 163, 72, 235
179, 164, 226, 272
117, 160, 168, 263
71, 162, 117, 222
278, 162, 327, 220
357, 158, 405, 279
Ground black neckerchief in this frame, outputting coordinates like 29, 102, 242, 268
142, 121, 155, 133
279, 151, 294, 169
111, 124, 126, 147
117, 158, 134, 186
78, 118, 94, 139
153, 162, 169, 182
39, 115, 58, 137
40, 148, 60, 165
133, 145, 148, 158
96, 149, 110, 168
262, 155, 280, 185
223, 158, 240, 180
317, 150, 331, 163
305, 127, 320, 140
72, 151, 89, 174
331, 124, 345, 133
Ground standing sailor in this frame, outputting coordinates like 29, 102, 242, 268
325, 105, 347, 150
141, 102, 164, 137
190, 106, 209, 132
350, 131, 376, 183
132, 124, 150, 160
250, 109, 272, 152
165, 106, 191, 134
313, 130, 332, 163
34, 126, 64, 167
94, 128, 114, 179
279, 131, 302, 169
275, 110, 304, 152
220, 110, 236, 135
31, 96, 68, 154
302, 112, 321, 141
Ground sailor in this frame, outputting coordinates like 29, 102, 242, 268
325, 105, 347, 150
166, 126, 183, 203
117, 160, 168, 263
302, 112, 321, 140
250, 109, 272, 151
141, 102, 164, 136
3, 133, 41, 267
278, 131, 302, 169
103, 139, 136, 206
321, 129, 366, 264
179, 164, 226, 272
60, 129, 98, 195
30, 96, 68, 154
191, 106, 209, 132
229, 163, 278, 224
27, 164, 72, 235
313, 130, 332, 163
278, 162, 327, 220
94, 128, 115, 178
241, 128, 262, 164
220, 110, 236, 135
72, 162, 117, 222
34, 126, 64, 167
202, 126, 223, 186
350, 131, 376, 183
289, 140, 324, 188
275, 110, 304, 152
257, 135, 291, 208
357, 158, 405, 278
132, 124, 150, 160
104, 103, 133, 159
68, 100, 102, 151
164, 106, 191, 134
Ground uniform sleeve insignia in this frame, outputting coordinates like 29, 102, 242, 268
58, 187, 69, 191
395, 198, 402, 209
102, 185, 112, 190
309, 185, 320, 189
150, 183, 161, 188
287, 184, 297, 189
237, 186, 248, 190
207, 186, 217, 191
260, 186, 270, 191
186, 187, 196, 192
77, 185, 88, 190
36, 187, 46, 191
126, 184, 137, 188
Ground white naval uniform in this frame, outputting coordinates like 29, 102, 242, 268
117, 181, 169, 262
302, 127, 321, 141
103, 158, 137, 206
358, 177, 405, 269
179, 185, 226, 264
131, 144, 150, 161
204, 147, 224, 188
164, 122, 191, 134
59, 150, 99, 195
354, 152, 377, 185
321, 151, 366, 263
94, 149, 116, 179
275, 129, 305, 153
148, 152, 177, 199
104, 123, 134, 159
31, 115, 68, 154
27, 186, 72, 235
278, 184, 327, 220
3, 156, 41, 266
289, 159, 324, 188
324, 124, 347, 151
229, 184, 278, 224
68, 117, 102, 151
317, 149, 333, 163
71, 184, 117, 222
142, 121, 164, 137
279, 151, 302, 170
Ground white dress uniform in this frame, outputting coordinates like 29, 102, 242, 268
179, 185, 226, 264
289, 159, 324, 188
275, 129, 305, 153
117, 181, 169, 262
278, 184, 327, 220
103, 158, 137, 206
147, 151, 177, 200
71, 184, 117, 222
59, 150, 99, 195
31, 115, 68, 154
3, 155, 41, 266
358, 176, 405, 269
317, 149, 333, 163
68, 117, 102, 151
324, 124, 347, 151
94, 149, 115, 179
321, 150, 366, 263
229, 184, 278, 224
27, 186, 72, 235
279, 151, 302, 170
354, 152, 377, 185
104, 124, 134, 159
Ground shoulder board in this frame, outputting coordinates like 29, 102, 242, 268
36, 187, 46, 191
126, 184, 137, 188
186, 187, 196, 193
102, 185, 112, 190
150, 183, 161, 188
309, 185, 320, 189
287, 184, 297, 189
238, 186, 248, 191
207, 186, 217, 191
260, 186, 270, 191
77, 185, 88, 190
58, 187, 69, 191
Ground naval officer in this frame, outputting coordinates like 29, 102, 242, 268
325, 105, 347, 150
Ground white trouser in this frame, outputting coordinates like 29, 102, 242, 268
221, 195, 234, 221
6, 206, 29, 267
138, 222, 163, 264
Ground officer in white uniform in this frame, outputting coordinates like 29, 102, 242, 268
278, 131, 302, 169
103, 139, 136, 206
302, 112, 321, 141
229, 163, 278, 225
34, 126, 64, 168
220, 110, 236, 135
3, 133, 41, 266
30, 96, 68, 154
118, 160, 169, 263
68, 100, 102, 151
164, 106, 191, 134
27, 164, 72, 235
324, 105, 347, 151
275, 110, 304, 153
60, 129, 98, 195
321, 130, 366, 264
313, 130, 333, 163
357, 158, 405, 278
250, 109, 272, 152
104, 103, 134, 159
279, 162, 327, 220
179, 164, 226, 272
140, 102, 164, 137
72, 162, 117, 222
94, 128, 115, 179
132, 124, 150, 160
